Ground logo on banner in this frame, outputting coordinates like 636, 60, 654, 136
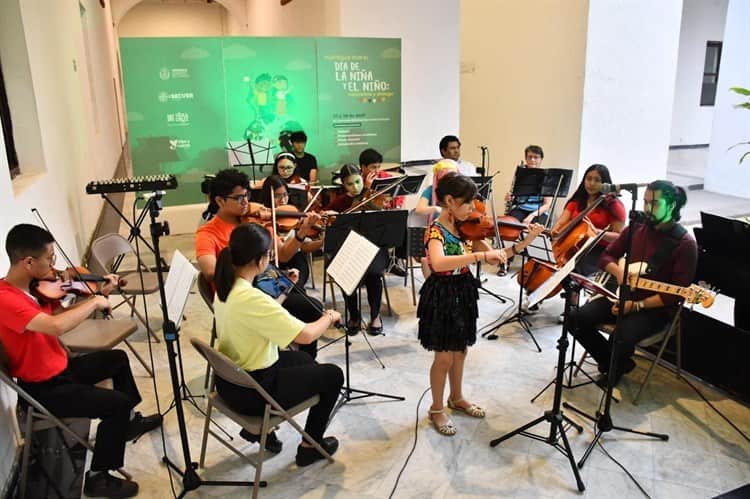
158, 67, 190, 80
167, 112, 190, 126
169, 139, 191, 150
158, 92, 195, 103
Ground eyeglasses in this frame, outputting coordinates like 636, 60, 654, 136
277, 165, 295, 171
224, 193, 249, 203
273, 192, 289, 201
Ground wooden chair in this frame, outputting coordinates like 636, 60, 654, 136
191, 338, 333, 499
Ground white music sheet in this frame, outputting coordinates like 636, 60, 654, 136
326, 230, 380, 297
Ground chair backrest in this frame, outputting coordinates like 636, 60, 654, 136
191, 338, 260, 391
197, 273, 214, 313
407, 226, 427, 258
89, 233, 136, 274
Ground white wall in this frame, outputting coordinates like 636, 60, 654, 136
0, 0, 125, 487
338, 0, 460, 163
579, 0, 683, 186
118, 0, 231, 37
704, 0, 750, 198
670, 0, 728, 146
460, 0, 589, 210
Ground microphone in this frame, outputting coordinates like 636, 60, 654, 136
138, 190, 166, 200
599, 183, 648, 194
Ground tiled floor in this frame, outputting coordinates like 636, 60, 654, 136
97, 242, 750, 498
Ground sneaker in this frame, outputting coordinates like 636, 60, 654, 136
239, 429, 283, 454
83, 471, 139, 498
125, 412, 163, 442
295, 436, 339, 467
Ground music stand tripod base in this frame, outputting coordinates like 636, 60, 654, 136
489, 279, 585, 492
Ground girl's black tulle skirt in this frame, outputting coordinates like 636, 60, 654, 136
417, 272, 479, 352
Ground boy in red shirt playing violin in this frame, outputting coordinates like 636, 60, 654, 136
0, 224, 161, 498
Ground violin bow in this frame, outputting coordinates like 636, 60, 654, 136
344, 174, 407, 214
303, 186, 324, 213
30, 208, 99, 296
269, 190, 281, 268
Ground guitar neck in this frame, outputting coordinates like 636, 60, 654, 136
631, 276, 689, 299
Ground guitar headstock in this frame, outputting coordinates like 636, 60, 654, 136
686, 283, 716, 308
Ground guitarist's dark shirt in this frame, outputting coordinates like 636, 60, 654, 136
599, 222, 698, 306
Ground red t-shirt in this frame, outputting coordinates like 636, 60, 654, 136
564, 197, 626, 246
0, 279, 68, 382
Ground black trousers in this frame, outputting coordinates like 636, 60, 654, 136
571, 297, 670, 375
19, 350, 140, 471
509, 207, 548, 226
344, 249, 388, 323
215, 351, 343, 443
282, 288, 322, 358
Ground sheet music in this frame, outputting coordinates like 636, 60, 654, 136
164, 249, 199, 329
326, 230, 380, 296
527, 232, 604, 307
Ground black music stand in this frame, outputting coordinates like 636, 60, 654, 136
370, 174, 426, 197
527, 231, 622, 403
482, 168, 572, 349
489, 239, 610, 493
225, 140, 274, 183
324, 211, 408, 416
469, 174, 509, 304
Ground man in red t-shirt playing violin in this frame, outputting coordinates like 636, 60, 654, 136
0, 224, 161, 498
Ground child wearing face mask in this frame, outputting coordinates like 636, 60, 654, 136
323, 164, 389, 336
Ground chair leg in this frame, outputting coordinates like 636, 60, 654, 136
125, 295, 161, 343
633, 331, 672, 405
199, 401, 213, 468
410, 260, 417, 306
573, 351, 588, 378
307, 253, 316, 290
676, 317, 682, 379
253, 407, 271, 499
19, 409, 34, 499
204, 324, 216, 390
123, 340, 154, 378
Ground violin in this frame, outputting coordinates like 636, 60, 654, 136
32, 266, 110, 303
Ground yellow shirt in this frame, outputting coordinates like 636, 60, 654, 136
214, 278, 304, 371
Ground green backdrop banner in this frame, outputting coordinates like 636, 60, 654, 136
120, 37, 401, 206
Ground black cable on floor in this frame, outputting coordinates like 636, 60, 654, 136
596, 441, 652, 499
388, 387, 430, 499
679, 373, 750, 443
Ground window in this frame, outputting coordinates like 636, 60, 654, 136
0, 56, 20, 178
700, 41, 722, 107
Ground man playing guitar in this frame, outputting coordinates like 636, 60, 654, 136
570, 180, 698, 387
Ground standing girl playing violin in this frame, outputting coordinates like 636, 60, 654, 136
419, 174, 544, 436
549, 164, 625, 276
323, 164, 389, 335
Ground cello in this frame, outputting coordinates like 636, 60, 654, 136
516, 195, 608, 297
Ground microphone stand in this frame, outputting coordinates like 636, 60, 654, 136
563, 186, 668, 468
